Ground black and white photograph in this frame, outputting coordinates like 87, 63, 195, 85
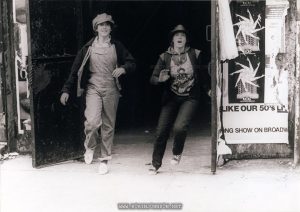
0, 0, 300, 211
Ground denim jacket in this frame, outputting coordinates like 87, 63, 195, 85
62, 37, 136, 96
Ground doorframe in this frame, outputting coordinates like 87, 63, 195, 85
210, 0, 218, 174
294, 0, 300, 166
25, 0, 36, 167
1, 0, 18, 152
0, 0, 7, 143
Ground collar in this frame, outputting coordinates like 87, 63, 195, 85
92, 36, 112, 47
166, 46, 190, 55
84, 37, 117, 47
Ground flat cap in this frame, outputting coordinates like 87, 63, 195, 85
92, 13, 114, 31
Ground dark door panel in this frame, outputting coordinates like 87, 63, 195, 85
31, 57, 84, 167
29, 0, 84, 167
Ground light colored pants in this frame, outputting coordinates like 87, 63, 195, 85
84, 86, 120, 161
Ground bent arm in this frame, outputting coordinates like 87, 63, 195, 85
118, 43, 136, 74
197, 52, 211, 94
61, 48, 84, 94
150, 54, 165, 85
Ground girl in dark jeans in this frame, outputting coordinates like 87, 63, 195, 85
149, 24, 209, 174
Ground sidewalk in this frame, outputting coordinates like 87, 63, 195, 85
1, 130, 300, 212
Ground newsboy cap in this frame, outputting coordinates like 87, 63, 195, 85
170, 24, 188, 37
92, 13, 115, 31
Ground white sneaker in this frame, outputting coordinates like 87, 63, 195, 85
170, 154, 182, 165
84, 149, 94, 164
98, 162, 109, 175
148, 167, 158, 175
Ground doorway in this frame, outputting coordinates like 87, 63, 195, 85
79, 1, 212, 130
28, 0, 212, 167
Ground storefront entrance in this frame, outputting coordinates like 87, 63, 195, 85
27, 1, 212, 167
2, 0, 299, 170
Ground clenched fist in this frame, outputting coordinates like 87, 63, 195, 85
158, 69, 170, 82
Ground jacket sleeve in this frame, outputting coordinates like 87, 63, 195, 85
197, 51, 210, 94
150, 53, 165, 85
118, 42, 136, 74
61, 48, 84, 94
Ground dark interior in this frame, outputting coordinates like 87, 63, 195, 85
80, 1, 212, 129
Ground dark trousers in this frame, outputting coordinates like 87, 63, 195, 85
152, 95, 199, 169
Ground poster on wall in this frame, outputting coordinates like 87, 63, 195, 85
222, 0, 289, 144
229, 0, 265, 104
13, 0, 31, 134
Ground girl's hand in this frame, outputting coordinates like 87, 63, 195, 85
60, 92, 69, 106
112, 68, 125, 78
158, 69, 170, 82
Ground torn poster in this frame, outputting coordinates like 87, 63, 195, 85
220, 0, 289, 144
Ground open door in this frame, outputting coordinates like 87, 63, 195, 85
28, 0, 84, 167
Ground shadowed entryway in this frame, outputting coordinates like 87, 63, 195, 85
29, 0, 211, 167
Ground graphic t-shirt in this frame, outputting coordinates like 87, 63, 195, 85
170, 53, 195, 96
